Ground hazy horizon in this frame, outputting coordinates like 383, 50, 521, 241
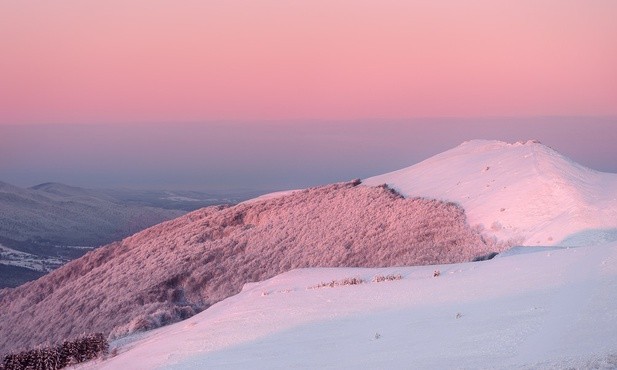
2, 117, 616, 192
1, 1, 615, 192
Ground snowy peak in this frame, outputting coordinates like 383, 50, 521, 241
416, 140, 587, 179
364, 140, 617, 246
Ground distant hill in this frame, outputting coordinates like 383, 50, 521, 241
0, 180, 496, 354
0, 182, 262, 288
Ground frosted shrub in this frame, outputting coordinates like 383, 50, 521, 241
372, 274, 402, 283
0, 180, 501, 353
311, 277, 364, 289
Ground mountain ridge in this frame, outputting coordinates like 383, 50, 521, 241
0, 180, 498, 354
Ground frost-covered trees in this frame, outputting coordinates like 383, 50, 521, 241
1, 333, 108, 370
0, 180, 505, 353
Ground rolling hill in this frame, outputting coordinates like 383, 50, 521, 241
0, 181, 496, 354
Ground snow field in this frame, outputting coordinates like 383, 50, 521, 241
89, 241, 617, 369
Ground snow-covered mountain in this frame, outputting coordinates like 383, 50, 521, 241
365, 139, 617, 247
3, 140, 617, 368
0, 181, 495, 354
82, 140, 616, 369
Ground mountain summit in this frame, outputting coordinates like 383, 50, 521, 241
364, 139, 617, 246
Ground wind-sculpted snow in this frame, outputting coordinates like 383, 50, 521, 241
0, 180, 500, 354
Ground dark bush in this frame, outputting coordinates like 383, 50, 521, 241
311, 277, 365, 289
472, 252, 499, 262
372, 274, 402, 283
1, 333, 108, 370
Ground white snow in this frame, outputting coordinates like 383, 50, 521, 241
86, 241, 617, 369
364, 140, 617, 246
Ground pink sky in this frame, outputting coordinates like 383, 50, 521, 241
1, 1, 616, 124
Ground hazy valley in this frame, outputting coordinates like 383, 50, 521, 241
0, 182, 264, 288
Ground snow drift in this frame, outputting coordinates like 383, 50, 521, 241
364, 139, 617, 246
89, 241, 617, 369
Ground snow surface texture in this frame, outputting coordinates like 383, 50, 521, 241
83, 241, 617, 369
364, 140, 617, 247
0, 181, 497, 354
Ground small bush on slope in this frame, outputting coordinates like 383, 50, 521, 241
309, 274, 402, 290
310, 277, 365, 289
1, 333, 107, 370
372, 274, 403, 283
0, 181, 507, 353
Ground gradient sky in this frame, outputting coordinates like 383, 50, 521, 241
0, 2, 616, 190
1, 1, 616, 123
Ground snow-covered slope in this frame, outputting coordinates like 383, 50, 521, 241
364, 140, 617, 246
0, 181, 495, 354
87, 241, 617, 369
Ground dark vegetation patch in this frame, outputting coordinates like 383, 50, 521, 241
311, 277, 365, 289
0, 265, 45, 289
472, 252, 499, 262
372, 274, 403, 283
0, 333, 108, 370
